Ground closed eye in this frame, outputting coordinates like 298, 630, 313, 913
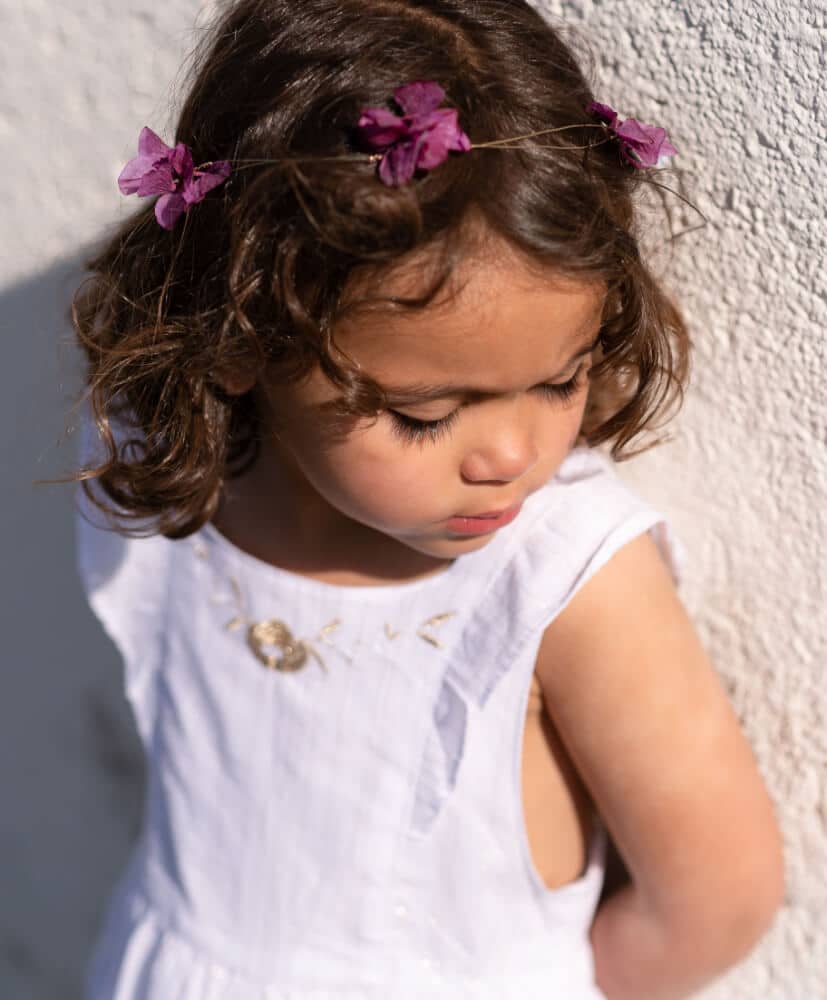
536, 365, 588, 404
387, 407, 461, 444
386, 362, 591, 445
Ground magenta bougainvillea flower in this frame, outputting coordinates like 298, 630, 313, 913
357, 81, 472, 186
587, 101, 676, 169
588, 102, 620, 128
118, 127, 232, 229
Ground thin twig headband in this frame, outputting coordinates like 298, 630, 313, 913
118, 80, 677, 230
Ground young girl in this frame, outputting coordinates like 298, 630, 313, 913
72, 1, 784, 997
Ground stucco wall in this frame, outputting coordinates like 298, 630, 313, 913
1, 1, 823, 997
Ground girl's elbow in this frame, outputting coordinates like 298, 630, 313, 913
713, 797, 787, 957
698, 843, 786, 965
746, 815, 786, 931
659, 830, 786, 973
734, 850, 785, 950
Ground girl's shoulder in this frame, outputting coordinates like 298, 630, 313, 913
478, 445, 686, 636
438, 446, 685, 710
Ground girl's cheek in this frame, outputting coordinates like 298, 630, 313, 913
318, 427, 429, 488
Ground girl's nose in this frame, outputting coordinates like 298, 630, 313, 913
460, 418, 539, 484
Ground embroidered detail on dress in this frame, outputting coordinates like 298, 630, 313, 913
247, 619, 324, 672
317, 619, 342, 643
194, 537, 460, 672
217, 574, 340, 673
417, 611, 457, 648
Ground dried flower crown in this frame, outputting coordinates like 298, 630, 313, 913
118, 80, 676, 229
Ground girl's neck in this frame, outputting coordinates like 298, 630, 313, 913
211, 450, 453, 588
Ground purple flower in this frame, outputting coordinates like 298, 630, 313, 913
118, 127, 231, 229
614, 118, 677, 168
357, 81, 471, 186
587, 101, 676, 169
587, 101, 619, 127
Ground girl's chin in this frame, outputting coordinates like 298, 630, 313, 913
399, 530, 498, 559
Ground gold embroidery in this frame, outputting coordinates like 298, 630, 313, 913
248, 619, 321, 673
316, 619, 342, 644
199, 536, 457, 671
217, 574, 330, 673
416, 611, 458, 649
313, 619, 351, 666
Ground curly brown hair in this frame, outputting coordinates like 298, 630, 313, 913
71, 0, 690, 539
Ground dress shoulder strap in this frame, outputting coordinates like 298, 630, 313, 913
448, 446, 686, 708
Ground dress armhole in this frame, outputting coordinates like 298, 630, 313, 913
410, 449, 686, 837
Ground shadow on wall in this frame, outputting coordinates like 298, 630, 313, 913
0, 259, 144, 1000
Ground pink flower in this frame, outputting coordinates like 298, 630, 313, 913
587, 102, 676, 169
357, 81, 471, 186
118, 127, 231, 229
588, 102, 619, 128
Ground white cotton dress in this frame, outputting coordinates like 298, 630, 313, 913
76, 442, 684, 1000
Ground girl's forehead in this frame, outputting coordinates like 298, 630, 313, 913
335, 260, 606, 388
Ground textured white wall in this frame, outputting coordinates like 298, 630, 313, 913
534, 3, 826, 998
1, 1, 823, 997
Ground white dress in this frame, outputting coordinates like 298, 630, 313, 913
76, 443, 684, 999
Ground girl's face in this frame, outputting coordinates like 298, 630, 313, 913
256, 253, 605, 563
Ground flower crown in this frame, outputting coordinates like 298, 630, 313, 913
118, 80, 676, 230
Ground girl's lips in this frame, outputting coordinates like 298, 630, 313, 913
446, 503, 523, 536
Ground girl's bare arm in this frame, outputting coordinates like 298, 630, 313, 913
535, 531, 784, 1000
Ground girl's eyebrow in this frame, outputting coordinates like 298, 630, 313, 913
383, 331, 602, 405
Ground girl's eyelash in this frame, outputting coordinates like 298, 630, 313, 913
387, 407, 461, 445
387, 364, 590, 445
536, 365, 588, 405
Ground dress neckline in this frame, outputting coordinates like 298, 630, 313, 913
197, 518, 497, 603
